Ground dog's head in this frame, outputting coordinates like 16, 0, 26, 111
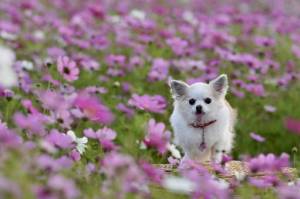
169, 74, 228, 125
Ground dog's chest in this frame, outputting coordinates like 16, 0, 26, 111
174, 123, 221, 150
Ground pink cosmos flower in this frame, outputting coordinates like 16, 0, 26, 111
284, 118, 300, 135
116, 103, 135, 118
105, 54, 126, 66
47, 175, 79, 199
0, 121, 22, 148
277, 183, 300, 199
74, 93, 114, 125
100, 152, 149, 196
144, 119, 171, 154
140, 161, 164, 184
57, 56, 79, 82
14, 112, 49, 136
73, 53, 100, 71
179, 160, 230, 199
254, 36, 276, 47
148, 58, 169, 81
69, 149, 81, 161
166, 37, 188, 56
84, 127, 117, 150
244, 83, 265, 96
21, 99, 39, 114
91, 34, 109, 50
291, 45, 300, 59
247, 153, 289, 173
45, 129, 74, 149
0, 177, 21, 198
38, 90, 71, 112
128, 94, 167, 113
250, 132, 266, 142
248, 176, 277, 188
47, 47, 66, 58
36, 155, 73, 172
42, 74, 60, 86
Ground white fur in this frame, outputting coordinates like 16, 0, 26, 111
169, 74, 236, 163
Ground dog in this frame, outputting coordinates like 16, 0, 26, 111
169, 74, 237, 163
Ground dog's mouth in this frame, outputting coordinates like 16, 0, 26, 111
190, 119, 217, 128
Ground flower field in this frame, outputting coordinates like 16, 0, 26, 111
0, 0, 300, 198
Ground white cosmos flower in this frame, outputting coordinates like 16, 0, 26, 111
0, 46, 18, 88
67, 130, 88, 154
130, 9, 146, 20
263, 104, 277, 113
182, 11, 198, 26
167, 143, 181, 159
33, 30, 45, 41
109, 15, 121, 23
162, 175, 196, 194
0, 31, 17, 40
20, 60, 34, 70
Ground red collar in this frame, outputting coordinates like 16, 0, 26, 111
190, 120, 217, 129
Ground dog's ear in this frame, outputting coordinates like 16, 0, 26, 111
209, 74, 228, 97
169, 79, 189, 98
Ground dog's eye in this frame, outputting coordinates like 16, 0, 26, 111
204, 98, 212, 104
189, 98, 196, 105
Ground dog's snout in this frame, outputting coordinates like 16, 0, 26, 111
196, 105, 203, 114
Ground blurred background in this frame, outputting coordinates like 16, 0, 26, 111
0, 0, 300, 198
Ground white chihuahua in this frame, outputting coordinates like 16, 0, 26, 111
169, 74, 236, 163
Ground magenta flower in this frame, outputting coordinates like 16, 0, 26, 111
47, 175, 79, 199
148, 58, 169, 81
140, 161, 164, 184
250, 132, 266, 142
21, 99, 39, 114
247, 153, 290, 173
244, 83, 265, 96
277, 184, 300, 199
105, 54, 126, 66
70, 149, 81, 161
291, 45, 300, 59
166, 37, 188, 56
36, 155, 73, 172
144, 119, 171, 154
0, 177, 21, 198
38, 90, 71, 112
74, 93, 114, 125
0, 121, 22, 148
84, 127, 117, 150
57, 56, 79, 82
178, 161, 230, 199
284, 118, 300, 135
254, 36, 276, 47
116, 103, 135, 118
14, 112, 49, 136
128, 94, 167, 113
248, 177, 273, 188
100, 152, 149, 196
47, 47, 66, 58
91, 34, 109, 50
45, 129, 74, 149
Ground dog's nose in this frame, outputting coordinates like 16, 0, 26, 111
196, 105, 203, 114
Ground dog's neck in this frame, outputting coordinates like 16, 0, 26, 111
190, 120, 217, 129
